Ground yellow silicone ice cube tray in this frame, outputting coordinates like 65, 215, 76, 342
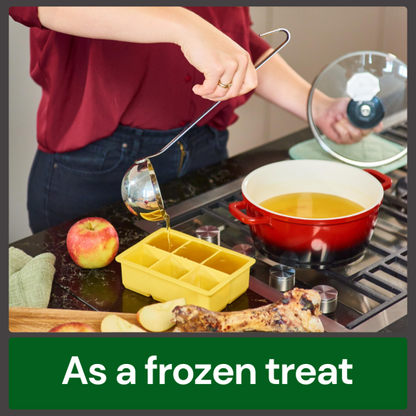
116, 228, 256, 311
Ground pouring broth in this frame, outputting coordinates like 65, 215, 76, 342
140, 208, 173, 250
260, 192, 365, 219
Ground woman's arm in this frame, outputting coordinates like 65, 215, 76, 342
254, 48, 382, 144
37, 6, 257, 101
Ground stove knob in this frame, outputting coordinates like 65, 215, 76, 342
269, 264, 295, 292
312, 285, 338, 314
195, 225, 220, 245
232, 244, 257, 259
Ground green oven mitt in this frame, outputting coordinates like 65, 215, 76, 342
9, 247, 56, 308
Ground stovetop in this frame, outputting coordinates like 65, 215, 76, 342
135, 125, 407, 333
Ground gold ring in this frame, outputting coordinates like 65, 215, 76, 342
218, 80, 233, 89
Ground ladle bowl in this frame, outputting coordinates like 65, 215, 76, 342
121, 158, 165, 219
121, 28, 291, 220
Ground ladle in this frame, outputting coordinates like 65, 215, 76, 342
121, 28, 291, 221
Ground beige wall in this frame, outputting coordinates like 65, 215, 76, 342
8, 7, 407, 243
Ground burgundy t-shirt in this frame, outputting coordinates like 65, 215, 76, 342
9, 7, 271, 153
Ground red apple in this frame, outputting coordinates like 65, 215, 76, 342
49, 322, 96, 332
66, 217, 119, 269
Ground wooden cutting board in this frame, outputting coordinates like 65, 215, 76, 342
9, 307, 141, 333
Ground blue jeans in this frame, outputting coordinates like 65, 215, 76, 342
27, 124, 228, 233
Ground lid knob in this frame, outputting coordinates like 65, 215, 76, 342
346, 96, 385, 129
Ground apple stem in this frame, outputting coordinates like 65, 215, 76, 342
87, 222, 95, 231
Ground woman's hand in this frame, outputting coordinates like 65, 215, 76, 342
176, 15, 258, 102
253, 50, 384, 144
313, 96, 384, 144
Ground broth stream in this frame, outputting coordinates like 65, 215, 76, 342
260, 192, 365, 219
140, 209, 172, 250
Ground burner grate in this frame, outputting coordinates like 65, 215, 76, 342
323, 243, 407, 329
377, 121, 407, 146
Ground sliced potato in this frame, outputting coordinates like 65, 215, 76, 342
137, 298, 186, 332
101, 314, 147, 333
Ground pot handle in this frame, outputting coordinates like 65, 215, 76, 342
229, 201, 270, 225
364, 169, 392, 191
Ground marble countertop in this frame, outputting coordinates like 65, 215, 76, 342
9, 128, 407, 332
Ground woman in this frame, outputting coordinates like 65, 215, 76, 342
9, 7, 381, 233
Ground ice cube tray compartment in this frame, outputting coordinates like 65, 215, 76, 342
146, 232, 188, 252
202, 251, 250, 275
150, 254, 195, 280
174, 241, 218, 263
116, 228, 256, 311
121, 244, 167, 268
179, 265, 227, 291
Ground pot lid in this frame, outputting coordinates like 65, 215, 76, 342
307, 51, 407, 167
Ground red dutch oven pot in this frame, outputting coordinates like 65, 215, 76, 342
229, 160, 392, 269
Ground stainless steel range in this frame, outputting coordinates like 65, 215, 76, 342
135, 123, 407, 333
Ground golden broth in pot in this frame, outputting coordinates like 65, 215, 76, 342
260, 192, 365, 219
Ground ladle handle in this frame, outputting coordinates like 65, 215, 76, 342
134, 28, 291, 164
